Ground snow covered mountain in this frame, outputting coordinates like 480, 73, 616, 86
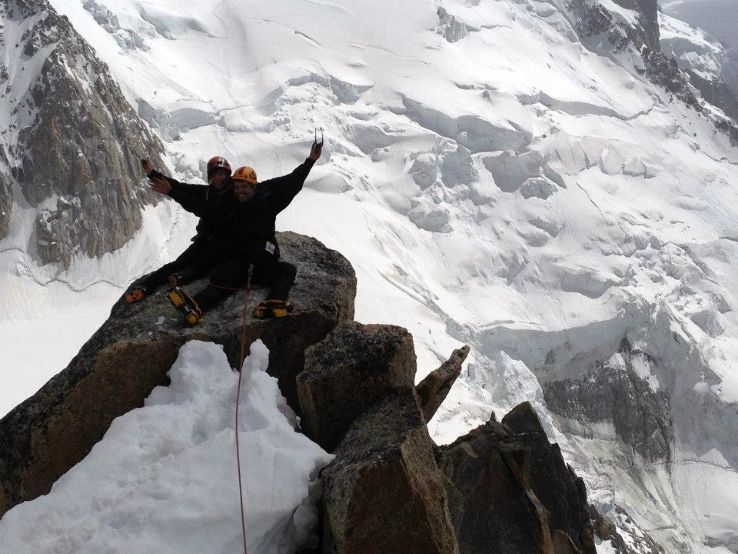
662, 0, 738, 102
2, 0, 738, 551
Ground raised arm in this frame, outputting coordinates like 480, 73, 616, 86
265, 136, 323, 214
142, 159, 210, 214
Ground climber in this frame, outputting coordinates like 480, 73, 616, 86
168, 133, 323, 325
122, 155, 234, 303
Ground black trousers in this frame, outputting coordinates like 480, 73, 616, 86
193, 242, 297, 313
137, 239, 227, 292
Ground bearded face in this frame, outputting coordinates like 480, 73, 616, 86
234, 180, 257, 202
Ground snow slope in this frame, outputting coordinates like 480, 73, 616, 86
0, 340, 331, 554
1, 0, 738, 551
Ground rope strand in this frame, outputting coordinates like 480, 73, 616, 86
235, 264, 255, 554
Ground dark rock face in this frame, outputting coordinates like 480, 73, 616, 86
590, 505, 665, 554
0, 0, 164, 266
567, 0, 738, 143
416, 345, 469, 422
298, 322, 416, 452
611, 0, 658, 50
437, 402, 596, 554
321, 390, 459, 554
688, 72, 738, 123
543, 349, 672, 461
0, 175, 10, 240
0, 232, 356, 517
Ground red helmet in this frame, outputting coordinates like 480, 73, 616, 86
206, 156, 231, 177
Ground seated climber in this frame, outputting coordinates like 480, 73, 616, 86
123, 156, 234, 303
168, 135, 323, 324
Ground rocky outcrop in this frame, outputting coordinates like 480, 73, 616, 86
543, 348, 672, 461
687, 72, 738, 123
438, 402, 596, 554
298, 322, 416, 452
416, 344, 469, 422
321, 389, 459, 554
611, 0, 658, 50
567, 0, 738, 143
0, 235, 596, 552
0, 0, 164, 266
0, 232, 355, 516
301, 323, 460, 552
590, 505, 665, 554
298, 322, 593, 554
0, 175, 10, 240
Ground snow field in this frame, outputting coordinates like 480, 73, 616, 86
0, 340, 332, 554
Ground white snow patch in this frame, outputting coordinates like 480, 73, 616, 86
0, 340, 333, 554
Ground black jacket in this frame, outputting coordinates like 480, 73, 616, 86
172, 158, 315, 249
149, 170, 233, 242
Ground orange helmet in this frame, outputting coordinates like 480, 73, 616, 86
206, 156, 231, 177
232, 166, 258, 185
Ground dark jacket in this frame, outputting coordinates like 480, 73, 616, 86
149, 170, 233, 242
173, 158, 315, 250
230, 158, 315, 244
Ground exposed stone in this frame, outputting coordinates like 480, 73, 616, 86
502, 403, 596, 553
0, 232, 356, 517
298, 322, 416, 452
321, 389, 459, 554
1, 0, 165, 267
611, 0, 658, 50
416, 345, 469, 422
0, 175, 10, 240
438, 402, 596, 554
436, 7, 476, 43
693, 73, 738, 120
565, 0, 738, 146
589, 505, 665, 554
543, 347, 672, 461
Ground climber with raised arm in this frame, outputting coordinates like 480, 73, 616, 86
168, 134, 323, 324
122, 156, 234, 303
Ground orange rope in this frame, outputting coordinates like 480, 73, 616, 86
235, 265, 254, 554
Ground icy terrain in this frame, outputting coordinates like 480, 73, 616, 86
1, 0, 738, 551
0, 340, 331, 553
662, 0, 738, 96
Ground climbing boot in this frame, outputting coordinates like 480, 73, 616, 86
254, 299, 293, 319
168, 287, 203, 325
124, 286, 148, 304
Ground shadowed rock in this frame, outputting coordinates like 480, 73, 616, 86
502, 403, 596, 553
543, 348, 672, 462
438, 402, 596, 554
321, 389, 459, 554
297, 322, 416, 452
0, 232, 355, 517
417, 345, 469, 422
0, 176, 11, 241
